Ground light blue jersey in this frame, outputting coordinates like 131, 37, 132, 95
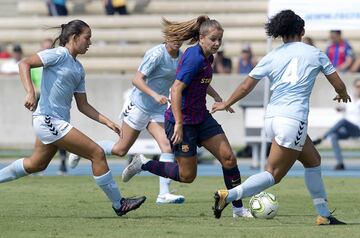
130, 44, 182, 114
33, 47, 85, 122
249, 42, 335, 122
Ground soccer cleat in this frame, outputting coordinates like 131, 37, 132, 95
316, 215, 346, 225
112, 196, 146, 216
57, 162, 68, 176
213, 190, 229, 219
334, 163, 345, 170
312, 138, 322, 146
233, 207, 253, 218
156, 193, 185, 204
121, 154, 145, 182
68, 153, 81, 169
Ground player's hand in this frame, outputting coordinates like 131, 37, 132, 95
333, 93, 351, 103
24, 92, 37, 111
212, 101, 228, 113
226, 106, 235, 113
155, 94, 170, 105
108, 122, 123, 138
171, 123, 183, 145
212, 98, 235, 113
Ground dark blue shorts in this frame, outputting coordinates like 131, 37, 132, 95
165, 112, 224, 157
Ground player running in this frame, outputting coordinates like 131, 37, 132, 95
122, 15, 252, 218
212, 10, 348, 225
0, 20, 145, 216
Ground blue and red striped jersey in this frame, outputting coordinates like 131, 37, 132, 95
326, 40, 354, 67
165, 44, 213, 125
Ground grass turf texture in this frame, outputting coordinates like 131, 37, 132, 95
0, 176, 359, 238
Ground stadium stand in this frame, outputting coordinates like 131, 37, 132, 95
0, 0, 357, 73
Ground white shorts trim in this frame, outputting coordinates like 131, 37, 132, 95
265, 116, 307, 151
119, 101, 164, 131
33, 115, 73, 144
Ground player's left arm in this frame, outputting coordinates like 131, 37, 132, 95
207, 84, 222, 102
207, 85, 234, 113
74, 93, 122, 136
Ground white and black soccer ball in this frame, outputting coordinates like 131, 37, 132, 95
249, 192, 279, 219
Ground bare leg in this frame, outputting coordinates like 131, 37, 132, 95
112, 122, 141, 157
0, 138, 58, 183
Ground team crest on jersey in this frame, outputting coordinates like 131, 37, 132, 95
181, 144, 190, 152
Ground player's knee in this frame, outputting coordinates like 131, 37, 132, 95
179, 173, 196, 183
265, 167, 283, 184
115, 150, 127, 157
221, 154, 237, 169
91, 146, 106, 162
112, 144, 128, 157
26, 161, 48, 173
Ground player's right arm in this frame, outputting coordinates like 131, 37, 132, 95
132, 71, 168, 104
18, 54, 44, 111
170, 80, 186, 144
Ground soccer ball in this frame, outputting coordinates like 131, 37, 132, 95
249, 192, 279, 219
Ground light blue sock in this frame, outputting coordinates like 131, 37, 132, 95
227, 171, 275, 202
304, 166, 331, 217
159, 153, 174, 195
0, 158, 28, 183
94, 170, 122, 209
97, 140, 115, 155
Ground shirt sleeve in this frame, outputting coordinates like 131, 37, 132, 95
37, 48, 65, 68
319, 51, 336, 75
176, 50, 201, 85
74, 67, 86, 93
248, 54, 270, 80
138, 46, 162, 76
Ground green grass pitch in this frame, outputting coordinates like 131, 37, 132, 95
0, 176, 359, 238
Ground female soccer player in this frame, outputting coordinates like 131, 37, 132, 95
69, 18, 185, 204
212, 10, 349, 225
0, 20, 145, 216
121, 15, 252, 218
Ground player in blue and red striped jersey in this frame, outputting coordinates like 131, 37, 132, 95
122, 15, 252, 218
326, 30, 354, 72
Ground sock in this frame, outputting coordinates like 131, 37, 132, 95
304, 166, 331, 217
0, 158, 28, 183
97, 140, 115, 155
159, 153, 175, 195
227, 171, 275, 202
94, 170, 122, 209
222, 166, 243, 208
142, 160, 180, 182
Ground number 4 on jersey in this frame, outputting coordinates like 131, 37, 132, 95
282, 58, 299, 85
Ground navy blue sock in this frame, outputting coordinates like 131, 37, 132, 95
141, 160, 180, 182
222, 166, 243, 208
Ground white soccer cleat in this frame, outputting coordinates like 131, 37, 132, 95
233, 207, 253, 218
156, 193, 185, 204
68, 153, 81, 169
121, 154, 146, 182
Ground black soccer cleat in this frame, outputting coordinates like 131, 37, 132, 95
316, 215, 346, 225
312, 138, 323, 146
113, 196, 146, 216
